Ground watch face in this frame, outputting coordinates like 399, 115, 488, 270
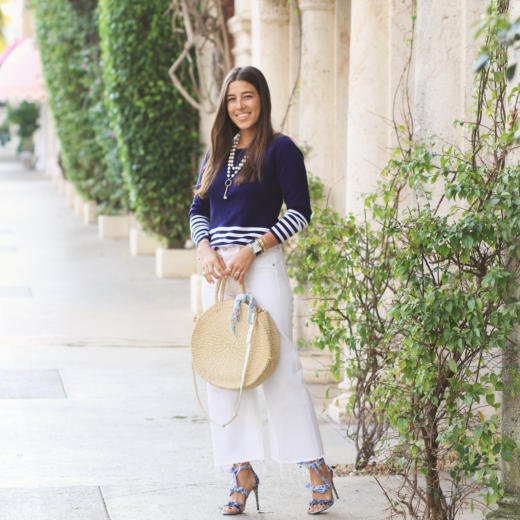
251, 241, 262, 255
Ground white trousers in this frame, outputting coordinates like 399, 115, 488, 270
202, 244, 324, 466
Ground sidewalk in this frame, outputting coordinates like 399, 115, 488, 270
0, 157, 482, 520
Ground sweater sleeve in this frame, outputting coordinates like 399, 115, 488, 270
269, 137, 312, 243
189, 151, 211, 246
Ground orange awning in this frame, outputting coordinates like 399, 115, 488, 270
0, 38, 47, 102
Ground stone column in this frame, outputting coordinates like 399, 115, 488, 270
487, 4, 520, 517
286, 2, 302, 136
298, 0, 335, 196
345, 0, 415, 214
250, 0, 290, 129
463, 0, 487, 119
330, 0, 415, 423
333, 0, 350, 213
488, 319, 520, 520
345, 0, 390, 216
47, 105, 61, 176
413, 1, 464, 143
388, 0, 415, 148
197, 35, 220, 151
227, 0, 252, 67
22, 0, 35, 38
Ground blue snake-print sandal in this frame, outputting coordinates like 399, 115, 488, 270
300, 458, 339, 515
222, 463, 260, 515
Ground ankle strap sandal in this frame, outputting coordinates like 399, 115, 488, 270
222, 463, 260, 516
299, 458, 339, 515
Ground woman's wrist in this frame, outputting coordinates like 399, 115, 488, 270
197, 238, 211, 250
247, 240, 263, 257
259, 231, 278, 251
196, 238, 213, 260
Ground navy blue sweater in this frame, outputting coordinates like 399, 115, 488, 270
189, 134, 311, 248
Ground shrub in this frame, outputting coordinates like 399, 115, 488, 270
98, 0, 199, 247
289, 2, 520, 518
33, 0, 128, 214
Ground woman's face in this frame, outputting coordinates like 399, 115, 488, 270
226, 80, 261, 135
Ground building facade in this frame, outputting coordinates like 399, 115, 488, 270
208, 0, 493, 217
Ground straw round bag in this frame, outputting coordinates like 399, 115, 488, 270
191, 277, 280, 426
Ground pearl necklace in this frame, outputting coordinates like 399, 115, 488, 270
224, 133, 248, 200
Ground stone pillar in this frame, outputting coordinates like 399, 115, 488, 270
345, 0, 390, 215
298, 0, 335, 195
227, 0, 252, 67
22, 0, 35, 38
489, 294, 520, 519
197, 37, 219, 151
250, 0, 290, 129
463, 0, 486, 119
330, 0, 416, 423
488, 321, 520, 519
413, 1, 464, 143
388, 0, 415, 149
44, 104, 60, 177
333, 0, 350, 213
286, 2, 302, 136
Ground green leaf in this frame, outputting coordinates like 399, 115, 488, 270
485, 393, 496, 407
448, 358, 458, 373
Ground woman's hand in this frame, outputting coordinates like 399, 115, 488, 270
197, 240, 227, 284
226, 246, 255, 284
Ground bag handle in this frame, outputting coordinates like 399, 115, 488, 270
215, 276, 246, 304
192, 293, 258, 428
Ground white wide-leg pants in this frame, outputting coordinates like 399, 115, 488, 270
201, 244, 324, 466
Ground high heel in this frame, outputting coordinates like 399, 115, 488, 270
222, 463, 260, 515
300, 458, 339, 515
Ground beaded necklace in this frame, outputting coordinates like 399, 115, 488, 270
224, 133, 248, 200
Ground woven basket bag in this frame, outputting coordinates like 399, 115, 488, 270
191, 277, 280, 391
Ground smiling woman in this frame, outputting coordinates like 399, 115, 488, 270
188, 65, 339, 516
226, 81, 261, 140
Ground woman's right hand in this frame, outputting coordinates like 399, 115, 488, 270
197, 239, 227, 284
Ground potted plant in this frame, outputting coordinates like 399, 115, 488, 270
7, 101, 40, 168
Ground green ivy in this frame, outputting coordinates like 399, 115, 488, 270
33, 0, 128, 214
98, 0, 199, 248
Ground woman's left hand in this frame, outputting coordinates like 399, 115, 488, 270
226, 246, 255, 284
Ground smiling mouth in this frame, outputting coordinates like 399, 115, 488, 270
237, 114, 250, 120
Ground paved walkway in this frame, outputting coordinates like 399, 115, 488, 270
0, 156, 483, 519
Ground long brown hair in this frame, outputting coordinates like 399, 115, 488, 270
195, 66, 275, 198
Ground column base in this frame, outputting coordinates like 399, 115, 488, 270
326, 390, 356, 423
487, 496, 520, 519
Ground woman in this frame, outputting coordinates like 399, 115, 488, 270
189, 66, 338, 516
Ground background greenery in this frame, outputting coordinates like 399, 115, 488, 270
98, 0, 199, 247
33, 0, 128, 214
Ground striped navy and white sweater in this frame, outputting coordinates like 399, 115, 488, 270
189, 134, 311, 248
